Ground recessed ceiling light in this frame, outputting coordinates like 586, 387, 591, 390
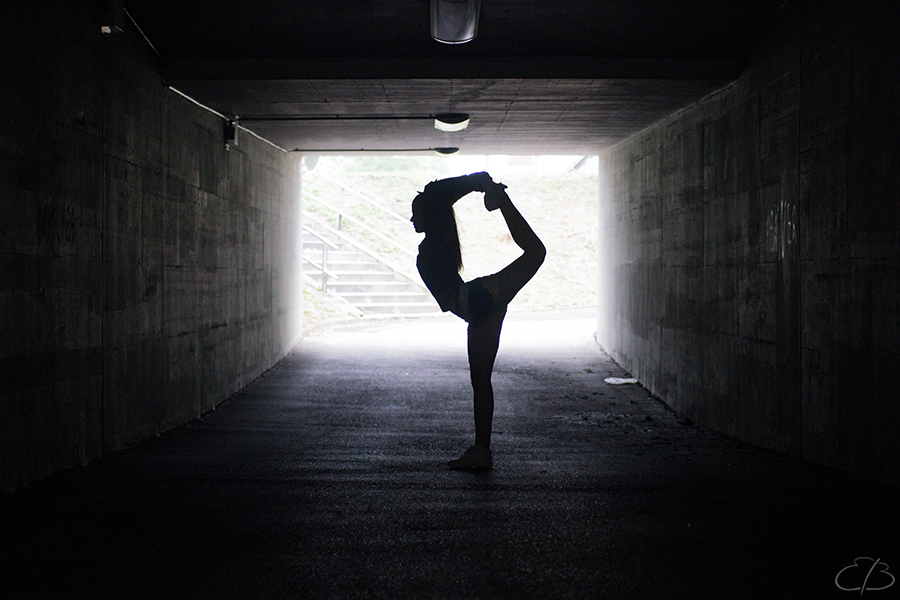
431, 0, 480, 44
434, 113, 470, 132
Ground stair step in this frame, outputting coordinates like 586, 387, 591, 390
328, 281, 420, 293
323, 261, 385, 272
302, 248, 367, 258
303, 214, 434, 315
323, 250, 368, 260
339, 291, 433, 304
325, 271, 411, 283
302, 239, 343, 249
309, 265, 409, 283
354, 302, 443, 315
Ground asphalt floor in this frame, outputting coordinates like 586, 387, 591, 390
2, 309, 898, 599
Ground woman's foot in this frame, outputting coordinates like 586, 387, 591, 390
468, 171, 494, 192
448, 445, 493, 470
483, 182, 508, 212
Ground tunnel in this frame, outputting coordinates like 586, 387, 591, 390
2, 1, 899, 598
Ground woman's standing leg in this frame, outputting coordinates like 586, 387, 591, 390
448, 312, 504, 470
449, 188, 544, 470
467, 311, 506, 449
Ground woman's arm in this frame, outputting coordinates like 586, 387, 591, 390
421, 172, 493, 208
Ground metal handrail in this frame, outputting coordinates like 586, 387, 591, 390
302, 225, 340, 250
303, 212, 425, 289
302, 189, 416, 258
301, 224, 340, 291
302, 257, 339, 280
316, 172, 410, 223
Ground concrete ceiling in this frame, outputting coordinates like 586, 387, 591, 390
126, 1, 785, 154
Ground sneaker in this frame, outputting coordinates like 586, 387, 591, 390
448, 445, 493, 470
483, 182, 508, 212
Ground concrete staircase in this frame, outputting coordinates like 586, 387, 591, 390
302, 216, 440, 316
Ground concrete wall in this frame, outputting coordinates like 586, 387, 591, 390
597, 0, 900, 485
1, 2, 303, 491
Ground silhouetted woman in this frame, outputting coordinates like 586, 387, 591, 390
411, 172, 546, 470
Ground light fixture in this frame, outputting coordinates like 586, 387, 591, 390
434, 113, 470, 132
224, 119, 238, 149
237, 112, 471, 137
101, 0, 124, 33
289, 147, 459, 155
431, 0, 481, 44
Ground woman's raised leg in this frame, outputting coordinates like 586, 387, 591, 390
490, 192, 546, 308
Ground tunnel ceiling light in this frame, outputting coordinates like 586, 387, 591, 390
431, 0, 480, 44
289, 147, 460, 155
236, 113, 470, 133
434, 113, 470, 132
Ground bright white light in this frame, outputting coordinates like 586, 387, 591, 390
434, 117, 469, 132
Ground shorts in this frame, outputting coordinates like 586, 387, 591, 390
458, 276, 506, 325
